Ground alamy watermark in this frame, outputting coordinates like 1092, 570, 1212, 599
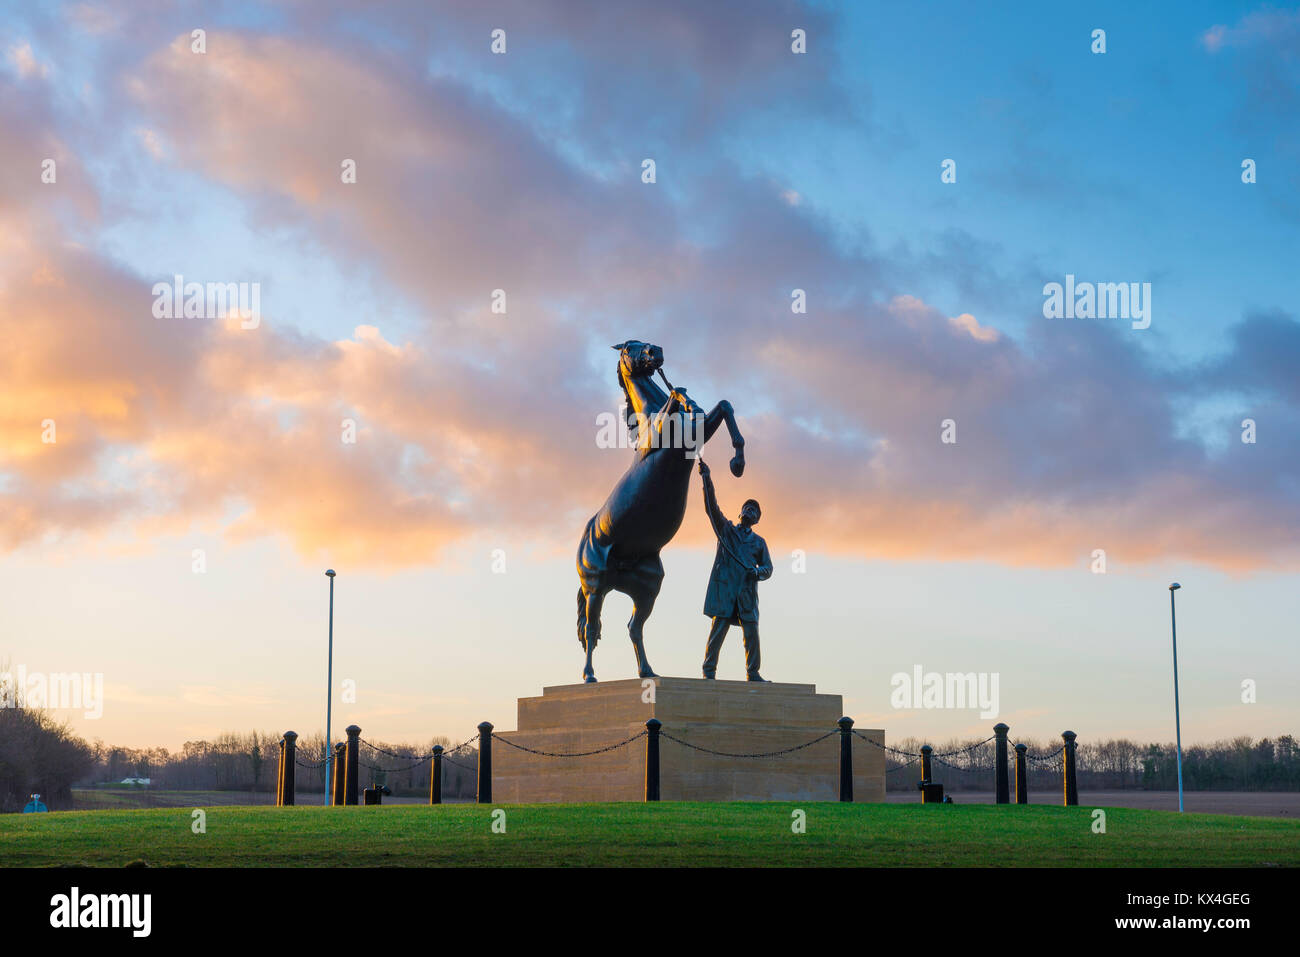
890, 665, 1000, 719
152, 274, 260, 328
1, 665, 103, 719
1043, 274, 1150, 330
596, 406, 705, 456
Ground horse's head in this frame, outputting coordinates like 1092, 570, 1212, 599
612, 340, 664, 379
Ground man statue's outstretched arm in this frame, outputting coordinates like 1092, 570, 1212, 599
697, 459, 727, 538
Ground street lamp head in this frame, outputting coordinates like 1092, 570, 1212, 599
1169, 582, 1181, 591
325, 569, 336, 578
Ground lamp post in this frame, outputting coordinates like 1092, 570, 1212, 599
1169, 582, 1184, 813
325, 569, 336, 806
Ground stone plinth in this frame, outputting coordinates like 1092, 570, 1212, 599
490, 677, 885, 803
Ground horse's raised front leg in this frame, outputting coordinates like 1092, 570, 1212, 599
582, 587, 606, 683
703, 399, 745, 476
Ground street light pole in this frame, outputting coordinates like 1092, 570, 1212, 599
325, 569, 336, 806
1169, 582, 1184, 813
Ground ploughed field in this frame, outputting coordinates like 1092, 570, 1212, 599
3, 802, 1298, 867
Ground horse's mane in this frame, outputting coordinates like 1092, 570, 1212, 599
616, 356, 671, 441
617, 366, 635, 435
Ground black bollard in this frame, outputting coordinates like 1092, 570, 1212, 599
276, 737, 285, 806
1062, 730, 1079, 806
344, 725, 361, 805
331, 742, 346, 806
645, 718, 662, 802
838, 716, 854, 803
279, 731, 298, 806
994, 723, 1010, 804
477, 721, 493, 804
919, 745, 940, 803
1015, 743, 1028, 804
430, 745, 444, 805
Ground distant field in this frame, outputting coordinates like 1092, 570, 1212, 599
4, 802, 1298, 867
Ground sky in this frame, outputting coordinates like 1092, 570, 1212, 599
1, 1, 1297, 754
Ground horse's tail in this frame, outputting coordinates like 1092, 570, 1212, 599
576, 515, 596, 647
576, 587, 587, 647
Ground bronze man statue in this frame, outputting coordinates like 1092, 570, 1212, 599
697, 458, 772, 681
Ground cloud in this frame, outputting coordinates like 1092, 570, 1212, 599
1202, 10, 1300, 54
1202, 24, 1229, 53
2, 7, 1299, 572
6, 41, 48, 78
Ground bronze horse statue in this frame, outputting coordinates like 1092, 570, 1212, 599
576, 340, 745, 682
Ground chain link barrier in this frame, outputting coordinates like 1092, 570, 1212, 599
659, 728, 837, 759
299, 726, 1070, 789
358, 755, 434, 773
931, 752, 997, 774
1020, 744, 1066, 763
850, 729, 923, 759
355, 734, 482, 774
358, 738, 435, 774
491, 729, 647, 758
851, 729, 997, 759
441, 734, 479, 756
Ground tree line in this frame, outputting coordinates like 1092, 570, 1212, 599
0, 704, 96, 813
882, 734, 1300, 791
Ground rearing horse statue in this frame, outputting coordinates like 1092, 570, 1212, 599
576, 340, 745, 682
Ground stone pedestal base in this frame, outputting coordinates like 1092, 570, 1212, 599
491, 677, 885, 803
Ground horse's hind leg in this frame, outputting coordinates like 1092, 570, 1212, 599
582, 587, 606, 683
627, 603, 658, 679
626, 561, 663, 679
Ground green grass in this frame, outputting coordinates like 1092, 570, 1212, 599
70, 788, 273, 811
2, 802, 1297, 867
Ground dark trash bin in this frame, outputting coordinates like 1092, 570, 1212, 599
362, 784, 392, 806
919, 781, 945, 804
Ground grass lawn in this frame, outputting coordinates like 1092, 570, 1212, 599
2, 802, 1297, 867
70, 788, 275, 811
